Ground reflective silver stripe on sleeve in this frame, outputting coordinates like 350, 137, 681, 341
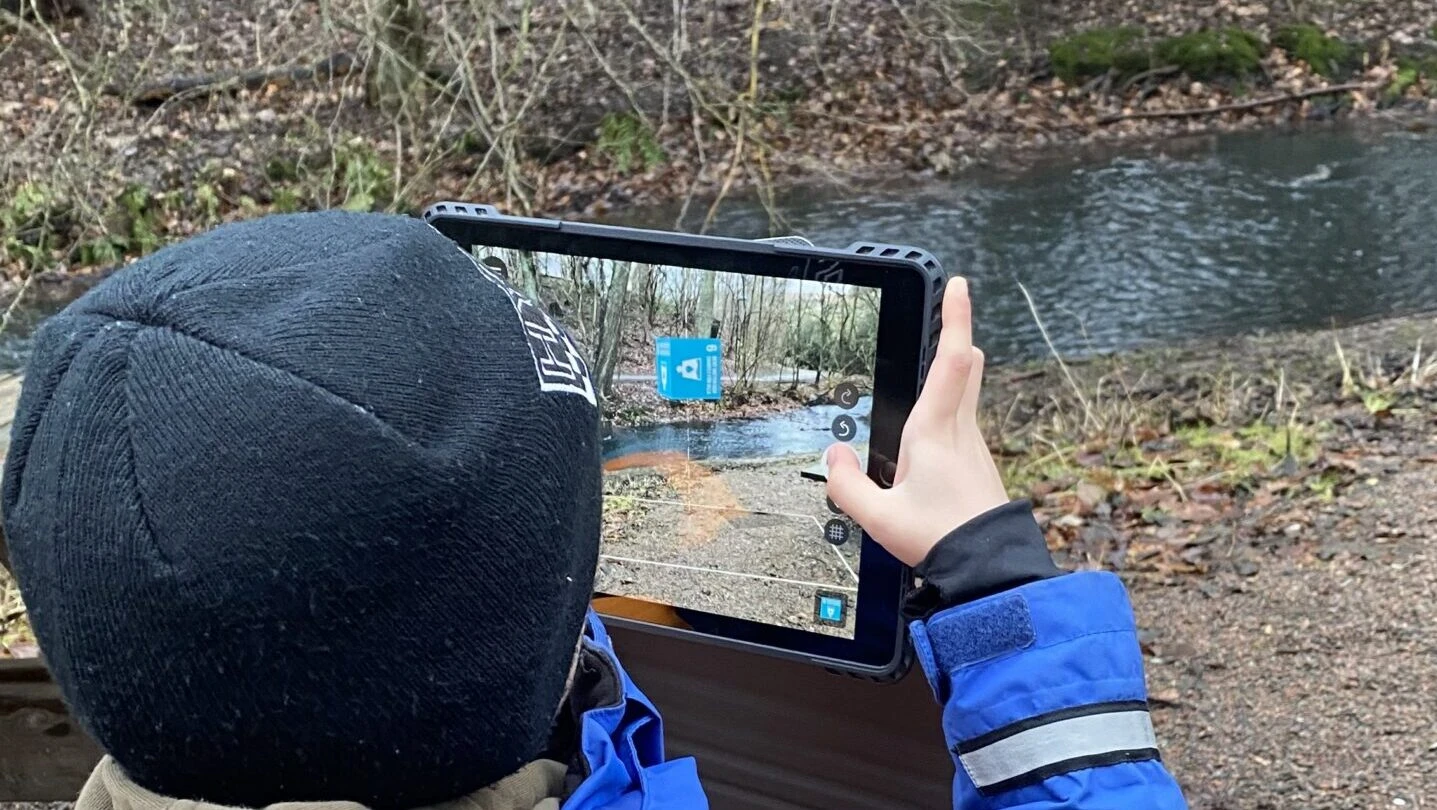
958, 710, 1158, 790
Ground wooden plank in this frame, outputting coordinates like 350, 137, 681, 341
610, 626, 952, 810
0, 659, 103, 802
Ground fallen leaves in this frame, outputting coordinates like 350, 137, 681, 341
997, 333, 1437, 584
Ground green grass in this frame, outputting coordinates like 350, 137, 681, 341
1391, 54, 1437, 98
596, 113, 665, 174
1176, 420, 1318, 480
1, 181, 62, 271
334, 140, 393, 212
997, 415, 1323, 505
1273, 24, 1353, 78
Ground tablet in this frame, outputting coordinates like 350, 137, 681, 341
423, 202, 945, 681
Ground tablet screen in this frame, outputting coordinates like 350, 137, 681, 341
469, 246, 874, 639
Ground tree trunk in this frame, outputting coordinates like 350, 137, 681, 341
838, 292, 854, 375
814, 288, 828, 387
632, 263, 656, 336
593, 260, 634, 400
695, 271, 717, 338
789, 282, 806, 388
515, 250, 542, 303
366, 0, 428, 114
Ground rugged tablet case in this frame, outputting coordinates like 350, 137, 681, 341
421, 202, 948, 685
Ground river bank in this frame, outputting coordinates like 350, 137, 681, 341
5, 0, 1437, 292
987, 310, 1437, 583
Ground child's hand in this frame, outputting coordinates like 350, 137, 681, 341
826, 277, 1010, 567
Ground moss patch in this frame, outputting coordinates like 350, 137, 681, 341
1393, 52, 1437, 97
1, 181, 70, 272
596, 113, 665, 174
1273, 24, 1353, 78
1049, 26, 1150, 84
1154, 29, 1265, 80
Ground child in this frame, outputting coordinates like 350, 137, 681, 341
2, 212, 1186, 809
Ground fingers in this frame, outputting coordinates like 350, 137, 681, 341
824, 443, 885, 530
958, 347, 986, 426
907, 277, 973, 433
942, 277, 974, 354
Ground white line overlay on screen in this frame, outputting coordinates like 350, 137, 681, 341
603, 495, 861, 592
600, 555, 859, 594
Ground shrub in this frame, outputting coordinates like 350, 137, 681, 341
596, 113, 665, 174
2, 181, 64, 270
1049, 27, 1150, 84
1155, 29, 1264, 80
334, 140, 393, 212
1273, 24, 1352, 78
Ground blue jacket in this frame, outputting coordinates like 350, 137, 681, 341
572, 571, 1187, 809
566, 609, 709, 810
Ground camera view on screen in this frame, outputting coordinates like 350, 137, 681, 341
470, 246, 878, 638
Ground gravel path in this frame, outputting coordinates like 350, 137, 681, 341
598, 455, 860, 637
1139, 467, 1437, 809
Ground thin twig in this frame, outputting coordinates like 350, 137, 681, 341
698, 0, 767, 234
1017, 280, 1095, 429
0, 264, 39, 337
1334, 337, 1355, 397
3, 3, 90, 106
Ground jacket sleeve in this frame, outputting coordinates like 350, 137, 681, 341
910, 570, 1189, 809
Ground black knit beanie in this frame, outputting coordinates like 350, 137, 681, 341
1, 211, 602, 808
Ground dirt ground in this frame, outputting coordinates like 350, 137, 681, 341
1140, 465, 1437, 808
598, 455, 861, 637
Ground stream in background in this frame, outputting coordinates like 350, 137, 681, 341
615, 124, 1437, 365
602, 396, 872, 462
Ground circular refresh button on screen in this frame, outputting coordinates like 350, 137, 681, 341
833, 382, 861, 409
831, 414, 857, 442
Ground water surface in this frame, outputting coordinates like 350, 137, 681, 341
615, 125, 1437, 364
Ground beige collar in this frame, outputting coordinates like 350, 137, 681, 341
77, 756, 568, 810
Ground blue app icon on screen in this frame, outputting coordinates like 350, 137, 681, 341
655, 337, 722, 401
815, 592, 847, 625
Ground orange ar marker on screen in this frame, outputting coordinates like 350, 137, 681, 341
601, 450, 744, 548
590, 595, 693, 629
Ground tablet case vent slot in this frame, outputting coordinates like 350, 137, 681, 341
845, 242, 942, 278
845, 243, 948, 390
423, 202, 499, 221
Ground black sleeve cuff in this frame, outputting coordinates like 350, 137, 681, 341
901, 499, 1063, 622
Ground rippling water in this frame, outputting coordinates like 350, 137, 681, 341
615, 125, 1437, 364
4, 126, 1435, 371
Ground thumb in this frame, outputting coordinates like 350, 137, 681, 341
825, 444, 885, 530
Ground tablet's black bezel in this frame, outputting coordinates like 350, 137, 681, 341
423, 203, 931, 679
